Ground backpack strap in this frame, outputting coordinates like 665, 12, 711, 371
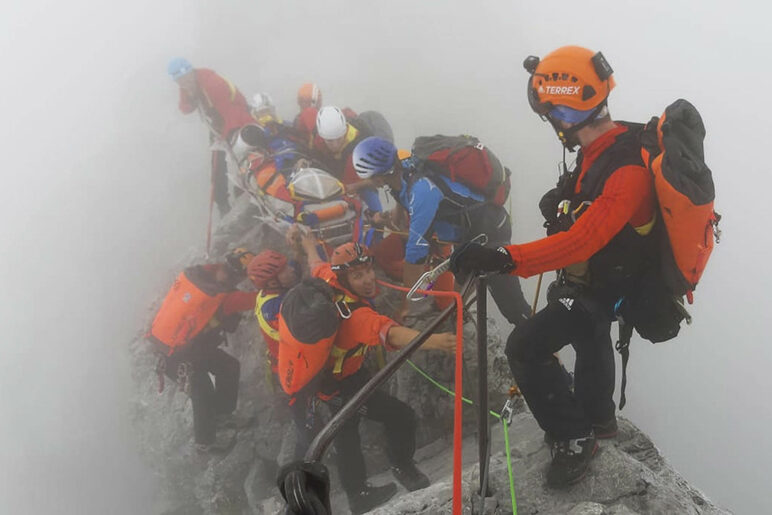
615, 310, 634, 410
413, 165, 480, 209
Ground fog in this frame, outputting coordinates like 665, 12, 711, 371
0, 0, 768, 513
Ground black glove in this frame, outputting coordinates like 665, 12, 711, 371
449, 242, 515, 276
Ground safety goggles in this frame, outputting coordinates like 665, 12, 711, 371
548, 104, 597, 124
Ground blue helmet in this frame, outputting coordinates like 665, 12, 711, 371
353, 137, 396, 179
167, 57, 193, 80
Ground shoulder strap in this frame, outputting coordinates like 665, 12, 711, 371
615, 319, 634, 410
413, 165, 478, 209
579, 123, 646, 200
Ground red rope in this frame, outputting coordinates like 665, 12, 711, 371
377, 279, 464, 515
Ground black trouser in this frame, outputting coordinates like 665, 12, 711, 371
465, 204, 531, 325
290, 394, 319, 462
505, 293, 615, 440
165, 332, 240, 444
211, 149, 230, 216
291, 371, 418, 495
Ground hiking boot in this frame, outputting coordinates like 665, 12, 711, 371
347, 482, 398, 514
592, 417, 618, 439
194, 429, 237, 455
546, 435, 598, 488
544, 418, 617, 446
215, 413, 256, 431
391, 461, 431, 491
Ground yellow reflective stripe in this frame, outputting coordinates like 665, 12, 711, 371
223, 77, 238, 102
335, 292, 358, 304
330, 344, 367, 374
633, 210, 657, 236
256, 113, 283, 125
345, 124, 358, 145
330, 346, 347, 374
333, 124, 359, 159
255, 290, 280, 341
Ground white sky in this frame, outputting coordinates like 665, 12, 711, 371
0, 0, 768, 513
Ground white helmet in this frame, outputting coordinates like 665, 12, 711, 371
316, 106, 347, 140
251, 92, 274, 112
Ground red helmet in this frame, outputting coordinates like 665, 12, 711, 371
330, 242, 372, 273
247, 249, 287, 288
297, 83, 322, 109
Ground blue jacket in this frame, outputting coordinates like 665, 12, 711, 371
393, 172, 483, 264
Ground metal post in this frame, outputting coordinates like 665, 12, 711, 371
476, 276, 490, 500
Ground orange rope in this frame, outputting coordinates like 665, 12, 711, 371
377, 279, 464, 515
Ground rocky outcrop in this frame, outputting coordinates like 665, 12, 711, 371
129, 197, 728, 514
362, 414, 727, 515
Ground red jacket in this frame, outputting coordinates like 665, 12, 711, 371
178, 69, 255, 138
506, 124, 655, 278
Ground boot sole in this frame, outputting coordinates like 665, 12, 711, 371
566, 442, 599, 485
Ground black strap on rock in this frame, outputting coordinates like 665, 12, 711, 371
615, 321, 634, 410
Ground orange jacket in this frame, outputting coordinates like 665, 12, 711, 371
506, 124, 655, 278
312, 263, 397, 381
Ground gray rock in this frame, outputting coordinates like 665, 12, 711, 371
130, 211, 728, 514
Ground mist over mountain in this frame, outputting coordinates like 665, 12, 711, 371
0, 1, 768, 513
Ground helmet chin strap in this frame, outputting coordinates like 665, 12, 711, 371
547, 100, 608, 152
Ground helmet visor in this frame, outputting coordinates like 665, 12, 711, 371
548, 105, 596, 124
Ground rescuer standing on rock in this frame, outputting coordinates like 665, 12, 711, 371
451, 46, 656, 487
147, 248, 257, 452
167, 58, 255, 216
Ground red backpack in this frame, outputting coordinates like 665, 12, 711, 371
411, 135, 511, 205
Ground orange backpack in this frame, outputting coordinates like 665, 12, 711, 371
641, 99, 720, 301
147, 270, 226, 352
277, 278, 340, 396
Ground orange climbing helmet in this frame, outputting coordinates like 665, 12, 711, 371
297, 83, 322, 109
524, 46, 615, 124
330, 242, 372, 273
